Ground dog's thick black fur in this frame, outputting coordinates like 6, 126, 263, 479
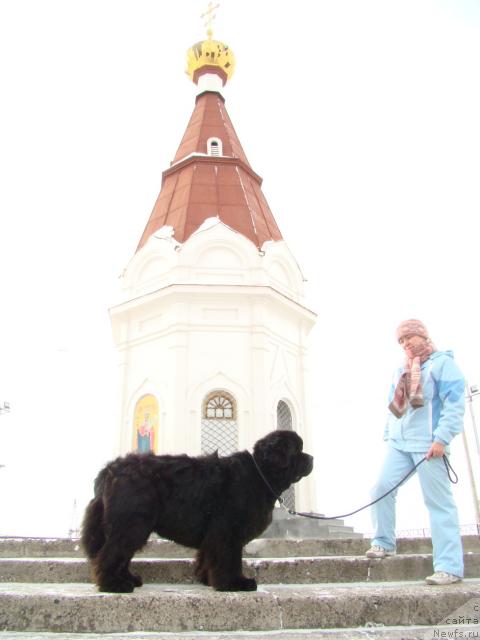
81, 430, 313, 593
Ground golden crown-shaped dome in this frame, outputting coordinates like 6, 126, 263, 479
186, 39, 236, 84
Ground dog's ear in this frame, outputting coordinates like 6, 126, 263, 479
267, 446, 292, 470
254, 431, 300, 469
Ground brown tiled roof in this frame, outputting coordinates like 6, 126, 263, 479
136, 91, 282, 251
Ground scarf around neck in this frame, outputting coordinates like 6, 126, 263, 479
388, 341, 436, 418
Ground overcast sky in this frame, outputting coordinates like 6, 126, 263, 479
0, 0, 479, 538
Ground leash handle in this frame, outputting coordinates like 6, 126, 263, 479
443, 455, 458, 484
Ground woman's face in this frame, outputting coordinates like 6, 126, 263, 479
399, 333, 427, 357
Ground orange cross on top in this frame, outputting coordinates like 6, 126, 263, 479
201, 2, 220, 39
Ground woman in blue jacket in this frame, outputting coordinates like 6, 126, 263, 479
366, 319, 465, 585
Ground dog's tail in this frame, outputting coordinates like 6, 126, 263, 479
80, 466, 110, 559
80, 497, 105, 559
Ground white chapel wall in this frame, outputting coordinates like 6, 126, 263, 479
110, 221, 317, 510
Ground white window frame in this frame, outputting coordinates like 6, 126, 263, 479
207, 137, 222, 156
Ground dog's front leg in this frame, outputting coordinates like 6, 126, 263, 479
200, 531, 257, 592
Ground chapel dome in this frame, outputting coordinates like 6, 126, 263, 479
186, 39, 236, 85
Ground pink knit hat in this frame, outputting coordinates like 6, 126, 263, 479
396, 319, 430, 343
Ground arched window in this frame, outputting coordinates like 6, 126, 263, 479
277, 400, 293, 430
201, 390, 238, 456
277, 400, 295, 510
205, 393, 235, 419
207, 137, 222, 156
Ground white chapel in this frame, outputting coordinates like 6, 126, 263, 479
109, 24, 317, 513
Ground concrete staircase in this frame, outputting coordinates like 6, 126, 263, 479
0, 535, 479, 639
261, 508, 361, 538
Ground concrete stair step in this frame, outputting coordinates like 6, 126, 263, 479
1, 553, 479, 584
1, 625, 480, 639
1, 580, 479, 633
260, 515, 362, 540
1, 535, 479, 558
1, 537, 478, 636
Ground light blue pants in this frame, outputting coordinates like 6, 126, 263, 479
370, 445, 464, 577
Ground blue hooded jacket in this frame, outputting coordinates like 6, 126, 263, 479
384, 351, 465, 453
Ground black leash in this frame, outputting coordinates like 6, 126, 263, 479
252, 453, 458, 521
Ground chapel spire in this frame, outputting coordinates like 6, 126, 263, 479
135, 5, 282, 252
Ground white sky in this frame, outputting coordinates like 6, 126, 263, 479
0, 0, 479, 538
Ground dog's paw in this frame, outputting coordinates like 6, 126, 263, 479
129, 572, 143, 587
98, 580, 135, 593
214, 576, 257, 591
239, 576, 257, 591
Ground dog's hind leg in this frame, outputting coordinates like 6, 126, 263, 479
94, 539, 135, 593
94, 518, 152, 593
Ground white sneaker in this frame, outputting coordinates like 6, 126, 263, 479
365, 545, 396, 559
425, 571, 462, 585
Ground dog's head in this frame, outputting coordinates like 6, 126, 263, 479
253, 430, 313, 493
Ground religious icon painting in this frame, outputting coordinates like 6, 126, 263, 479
132, 394, 159, 453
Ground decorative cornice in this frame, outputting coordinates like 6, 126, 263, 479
195, 89, 226, 104
162, 154, 263, 187
110, 283, 316, 321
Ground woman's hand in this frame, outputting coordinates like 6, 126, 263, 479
426, 442, 445, 460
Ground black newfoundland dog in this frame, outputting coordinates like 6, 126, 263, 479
81, 429, 313, 593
